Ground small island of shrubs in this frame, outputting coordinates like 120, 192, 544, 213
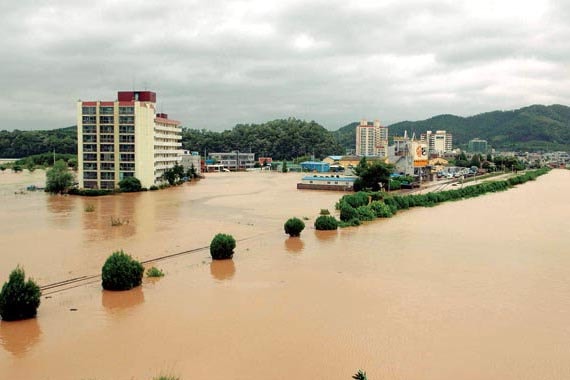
334, 167, 550, 227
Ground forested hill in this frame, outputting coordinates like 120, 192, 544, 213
333, 104, 570, 152
182, 118, 344, 160
0, 127, 77, 158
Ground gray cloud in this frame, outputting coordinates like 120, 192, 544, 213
0, 0, 567, 131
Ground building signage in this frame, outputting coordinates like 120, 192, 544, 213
412, 142, 428, 167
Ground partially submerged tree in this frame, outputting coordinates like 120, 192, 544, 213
118, 176, 142, 192
353, 157, 393, 192
284, 217, 305, 236
101, 250, 144, 291
210, 233, 236, 260
0, 267, 41, 321
45, 159, 74, 194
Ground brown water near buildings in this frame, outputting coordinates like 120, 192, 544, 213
0, 169, 569, 380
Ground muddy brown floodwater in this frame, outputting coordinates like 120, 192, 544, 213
0, 169, 569, 380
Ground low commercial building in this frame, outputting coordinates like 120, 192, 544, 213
209, 152, 255, 171
300, 161, 330, 172
297, 175, 356, 191
179, 151, 202, 176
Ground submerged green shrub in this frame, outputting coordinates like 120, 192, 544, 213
320, 209, 330, 215
340, 192, 369, 208
339, 202, 358, 222
284, 217, 305, 237
356, 205, 376, 221
339, 218, 361, 228
210, 233, 236, 260
369, 201, 393, 218
146, 267, 164, 278
314, 215, 338, 230
101, 250, 144, 291
0, 267, 41, 321
118, 176, 142, 192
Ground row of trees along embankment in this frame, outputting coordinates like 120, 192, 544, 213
335, 168, 551, 227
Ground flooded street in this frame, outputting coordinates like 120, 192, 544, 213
0, 169, 569, 379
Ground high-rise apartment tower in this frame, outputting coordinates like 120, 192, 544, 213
77, 91, 182, 189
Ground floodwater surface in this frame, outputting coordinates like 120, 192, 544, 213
0, 169, 569, 380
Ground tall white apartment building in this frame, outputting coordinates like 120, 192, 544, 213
420, 130, 453, 156
77, 91, 182, 189
356, 119, 388, 158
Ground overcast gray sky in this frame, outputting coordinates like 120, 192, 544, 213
1, 0, 568, 131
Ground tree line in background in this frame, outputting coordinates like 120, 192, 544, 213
0, 119, 344, 160
181, 118, 344, 160
0, 127, 76, 158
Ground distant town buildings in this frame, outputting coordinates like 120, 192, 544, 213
355, 119, 388, 158
77, 90, 182, 189
179, 150, 202, 176
209, 152, 255, 171
468, 138, 488, 153
420, 130, 453, 156
387, 131, 428, 176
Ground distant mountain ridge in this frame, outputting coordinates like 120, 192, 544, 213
333, 104, 570, 152
2, 105, 569, 158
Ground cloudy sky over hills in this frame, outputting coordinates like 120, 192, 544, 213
1, 0, 569, 131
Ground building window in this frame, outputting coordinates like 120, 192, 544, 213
84, 181, 97, 189
83, 135, 97, 143
99, 106, 114, 115
100, 135, 114, 143
101, 172, 115, 180
119, 135, 135, 143
119, 125, 134, 133
82, 106, 96, 115
83, 171, 97, 179
119, 144, 134, 152
100, 153, 114, 161
100, 125, 114, 133
83, 144, 97, 152
120, 163, 135, 171
82, 125, 96, 134
120, 172, 134, 179
100, 181, 115, 189
120, 154, 135, 162
100, 116, 114, 124
101, 144, 114, 152
119, 107, 134, 115
101, 162, 115, 171
83, 153, 97, 161
119, 116, 134, 124
83, 116, 96, 124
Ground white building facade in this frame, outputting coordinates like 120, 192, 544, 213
420, 130, 453, 156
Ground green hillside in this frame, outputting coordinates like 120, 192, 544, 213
333, 105, 570, 152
